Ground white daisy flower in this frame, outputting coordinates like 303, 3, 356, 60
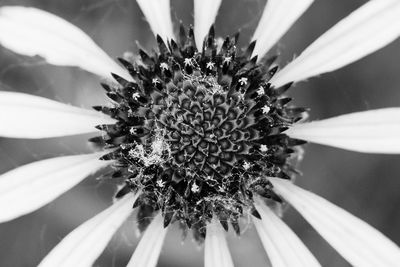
0, 0, 400, 266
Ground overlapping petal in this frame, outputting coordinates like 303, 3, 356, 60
194, 0, 222, 50
0, 91, 115, 139
286, 108, 400, 154
136, 0, 174, 42
39, 193, 139, 267
127, 213, 167, 267
270, 178, 400, 267
0, 153, 110, 223
0, 6, 130, 80
270, 0, 400, 88
204, 218, 234, 267
253, 199, 321, 267
251, 0, 314, 59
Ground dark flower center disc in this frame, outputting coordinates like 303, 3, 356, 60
91, 25, 306, 241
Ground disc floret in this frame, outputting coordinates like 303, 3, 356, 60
92, 25, 306, 241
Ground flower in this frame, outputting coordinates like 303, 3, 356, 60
0, 0, 400, 266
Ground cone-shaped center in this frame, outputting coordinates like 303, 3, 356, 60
92, 25, 306, 241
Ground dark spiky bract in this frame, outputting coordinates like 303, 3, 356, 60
91, 25, 306, 242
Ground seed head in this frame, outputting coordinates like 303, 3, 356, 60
92, 25, 306, 241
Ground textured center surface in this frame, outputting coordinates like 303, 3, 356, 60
92, 25, 306, 241
155, 75, 258, 178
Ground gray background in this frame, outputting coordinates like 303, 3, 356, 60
0, 0, 399, 266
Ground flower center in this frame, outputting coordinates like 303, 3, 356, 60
91, 25, 306, 241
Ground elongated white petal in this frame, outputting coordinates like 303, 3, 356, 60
127, 213, 167, 267
270, 0, 400, 88
194, 0, 222, 50
251, 0, 314, 59
204, 218, 234, 267
0, 92, 115, 138
39, 193, 138, 267
286, 108, 400, 154
253, 199, 321, 267
270, 178, 400, 267
0, 153, 109, 223
0, 6, 130, 80
136, 0, 174, 41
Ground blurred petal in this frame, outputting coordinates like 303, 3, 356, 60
136, 0, 174, 41
0, 153, 109, 223
270, 178, 400, 267
251, 0, 313, 59
204, 218, 234, 267
194, 0, 222, 50
127, 213, 167, 267
39, 193, 138, 267
286, 108, 400, 154
0, 92, 115, 139
0, 6, 130, 80
270, 0, 400, 88
253, 199, 321, 267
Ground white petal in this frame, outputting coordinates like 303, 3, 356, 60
0, 153, 110, 223
270, 178, 400, 267
270, 0, 400, 88
251, 0, 314, 59
39, 193, 138, 267
127, 213, 167, 267
194, 0, 222, 50
0, 6, 130, 80
136, 0, 174, 42
253, 199, 321, 267
0, 91, 115, 139
204, 218, 234, 267
286, 108, 400, 154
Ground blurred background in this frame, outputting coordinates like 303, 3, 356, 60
0, 0, 400, 266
